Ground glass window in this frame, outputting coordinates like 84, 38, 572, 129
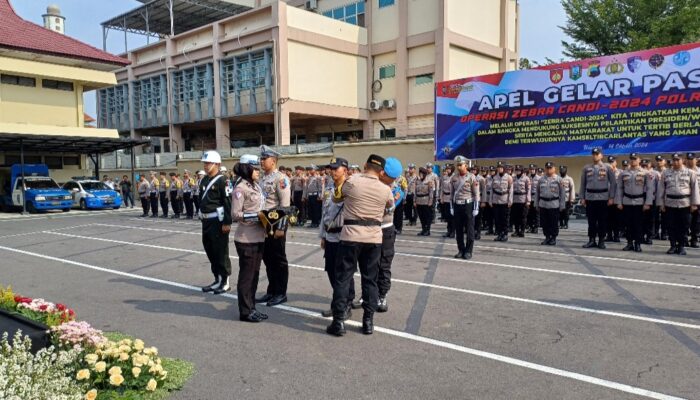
357, 1, 365, 13
345, 3, 356, 16
381, 128, 396, 138
42, 79, 74, 91
415, 74, 433, 85
379, 0, 395, 8
333, 7, 344, 19
1, 74, 36, 87
63, 156, 80, 166
322, 10, 332, 17
346, 16, 357, 25
45, 156, 63, 169
379, 65, 396, 79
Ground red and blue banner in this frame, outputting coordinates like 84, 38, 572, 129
435, 42, 700, 160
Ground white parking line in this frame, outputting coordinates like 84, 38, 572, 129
39, 230, 700, 331
0, 242, 686, 400
90, 223, 700, 289
0, 224, 97, 240
0, 208, 134, 222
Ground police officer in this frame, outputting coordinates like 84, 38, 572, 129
481, 166, 494, 235
451, 156, 480, 259
198, 150, 233, 295
414, 167, 435, 236
580, 148, 617, 249
536, 162, 565, 245
194, 170, 205, 217
559, 166, 575, 229
255, 147, 292, 307
425, 163, 440, 223
687, 152, 700, 248
137, 175, 149, 217
657, 153, 700, 255
231, 155, 268, 322
182, 170, 196, 219
326, 155, 395, 336
291, 166, 306, 225
392, 170, 408, 235
472, 165, 485, 240
405, 164, 418, 226
641, 159, 658, 244
148, 171, 159, 218
305, 165, 323, 228
527, 164, 541, 233
510, 165, 530, 237
158, 171, 169, 218
169, 172, 183, 219
490, 162, 513, 242
615, 153, 652, 252
378, 157, 405, 312
440, 165, 455, 238
606, 156, 622, 242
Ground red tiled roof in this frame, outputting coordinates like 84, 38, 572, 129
84, 113, 96, 123
0, 0, 129, 66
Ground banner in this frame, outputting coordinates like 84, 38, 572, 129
435, 42, 700, 160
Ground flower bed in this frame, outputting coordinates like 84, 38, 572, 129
0, 285, 194, 400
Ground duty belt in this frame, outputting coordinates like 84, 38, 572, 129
199, 211, 218, 220
666, 194, 690, 200
623, 192, 645, 199
492, 190, 505, 196
442, 191, 451, 195
539, 197, 559, 201
308, 192, 319, 196
326, 227, 342, 233
416, 193, 429, 197
454, 199, 473, 205
586, 188, 608, 193
513, 191, 526, 195
344, 219, 382, 227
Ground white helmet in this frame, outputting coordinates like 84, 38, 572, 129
240, 154, 260, 166
201, 150, 222, 164
220, 166, 228, 172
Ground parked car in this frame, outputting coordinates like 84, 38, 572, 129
0, 164, 72, 213
62, 180, 122, 210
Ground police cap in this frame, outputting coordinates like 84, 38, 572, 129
529, 164, 537, 169
622, 160, 629, 167
592, 147, 602, 155
260, 145, 280, 159
544, 162, 555, 169
329, 157, 349, 169
687, 152, 696, 160
629, 152, 639, 160
514, 164, 523, 171
496, 161, 504, 168
607, 155, 616, 162
454, 155, 469, 165
641, 159, 650, 166
655, 155, 664, 161
367, 154, 386, 168
672, 152, 683, 160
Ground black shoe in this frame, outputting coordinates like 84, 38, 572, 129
362, 312, 374, 335
326, 319, 346, 336
351, 300, 363, 309
449, 233, 455, 238
494, 235, 501, 242
597, 241, 606, 249
622, 243, 634, 251
604, 234, 613, 242
201, 278, 220, 293
500, 235, 508, 242
266, 294, 288, 307
512, 232, 521, 238
532, 229, 539, 234
541, 237, 549, 245
240, 310, 268, 323
443, 232, 452, 238
634, 243, 642, 252
667, 246, 677, 254
454, 251, 464, 259
417, 231, 426, 236
462, 252, 472, 260
548, 238, 557, 246
140, 214, 148, 218
517, 232, 525, 237
255, 293, 274, 304
678, 247, 687, 255
150, 215, 157, 218
321, 309, 333, 318
643, 239, 653, 245
582, 240, 597, 248
395, 230, 402, 235
424, 232, 431, 236
474, 234, 481, 240
377, 297, 388, 313
212, 278, 231, 295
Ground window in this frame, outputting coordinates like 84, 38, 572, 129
1, 74, 36, 87
42, 79, 74, 91
379, 0, 395, 8
45, 156, 63, 169
381, 128, 396, 139
379, 64, 395, 79
415, 74, 433, 85
321, 1, 365, 26
63, 156, 80, 166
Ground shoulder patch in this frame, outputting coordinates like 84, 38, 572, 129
279, 177, 288, 189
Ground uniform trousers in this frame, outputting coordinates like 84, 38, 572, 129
331, 241, 381, 319
643, 204, 656, 240
623, 205, 644, 244
607, 205, 622, 238
540, 207, 560, 238
473, 210, 482, 239
378, 227, 396, 297
170, 190, 181, 215
159, 191, 169, 216
417, 204, 432, 233
585, 200, 608, 241
454, 204, 475, 253
140, 195, 149, 215
440, 202, 454, 233
308, 195, 322, 225
149, 193, 159, 216
234, 241, 264, 317
193, 194, 201, 215
483, 204, 494, 232
560, 202, 572, 227
262, 235, 289, 296
493, 204, 510, 236
183, 192, 194, 217
511, 202, 528, 233
393, 203, 404, 232
527, 201, 539, 230
293, 191, 305, 223
201, 218, 232, 279
691, 209, 699, 243
666, 207, 691, 247
655, 207, 667, 237
324, 241, 355, 300
404, 194, 415, 223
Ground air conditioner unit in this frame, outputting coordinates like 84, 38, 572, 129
383, 99, 396, 109
369, 99, 383, 111
305, 0, 318, 10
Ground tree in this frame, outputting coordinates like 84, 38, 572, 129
560, 0, 700, 59
518, 57, 565, 70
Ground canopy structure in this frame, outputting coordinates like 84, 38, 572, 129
0, 134, 149, 154
101, 0, 252, 51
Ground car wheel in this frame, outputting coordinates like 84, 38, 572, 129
80, 199, 87, 210
62, 208, 70, 212
26, 201, 36, 214
113, 206, 120, 210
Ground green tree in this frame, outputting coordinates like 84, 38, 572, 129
561, 0, 700, 59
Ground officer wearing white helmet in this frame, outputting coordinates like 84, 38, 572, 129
199, 150, 234, 295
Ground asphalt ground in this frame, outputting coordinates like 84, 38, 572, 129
1, 208, 699, 400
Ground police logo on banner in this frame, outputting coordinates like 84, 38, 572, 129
649, 54, 665, 69
569, 65, 582, 81
550, 69, 564, 84
587, 61, 601, 77
673, 51, 690, 66
627, 56, 642, 72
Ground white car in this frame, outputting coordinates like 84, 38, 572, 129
62, 180, 122, 210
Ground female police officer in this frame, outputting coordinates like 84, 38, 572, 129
231, 155, 269, 323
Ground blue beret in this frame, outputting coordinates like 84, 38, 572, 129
384, 157, 403, 179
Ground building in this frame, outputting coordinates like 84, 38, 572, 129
98, 0, 519, 153
0, 1, 131, 182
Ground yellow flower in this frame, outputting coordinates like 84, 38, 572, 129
146, 378, 157, 391
76, 369, 90, 381
109, 374, 124, 387
119, 339, 132, 346
108, 366, 122, 376
94, 361, 106, 373
144, 347, 158, 356
84, 354, 98, 365
119, 352, 129, 362
85, 389, 97, 400
133, 339, 145, 351
159, 370, 168, 380
132, 367, 141, 378
149, 364, 163, 374
118, 344, 131, 353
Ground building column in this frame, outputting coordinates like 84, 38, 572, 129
499, 0, 509, 72
395, 0, 409, 137
215, 119, 230, 153
170, 125, 184, 154
126, 52, 143, 154
278, 106, 290, 146
273, 1, 290, 146
211, 22, 230, 153
365, 0, 374, 140
435, 0, 449, 83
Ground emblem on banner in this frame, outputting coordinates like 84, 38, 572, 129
441, 85, 447, 95
649, 53, 665, 69
587, 61, 601, 77
605, 61, 624, 75
549, 69, 564, 84
627, 56, 642, 73
442, 145, 452, 155
569, 65, 582, 80
673, 51, 690, 66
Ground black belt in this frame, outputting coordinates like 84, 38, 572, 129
344, 219, 381, 227
539, 197, 559, 201
623, 193, 645, 199
666, 194, 690, 200
586, 188, 608, 193
416, 194, 429, 197
326, 227, 342, 233
493, 190, 505, 196
442, 192, 451, 195
513, 192, 526, 195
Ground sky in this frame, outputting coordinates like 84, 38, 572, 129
9, 0, 568, 117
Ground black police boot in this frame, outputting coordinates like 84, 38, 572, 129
443, 231, 452, 238
493, 234, 501, 242
424, 230, 431, 236
604, 233, 613, 242
518, 230, 525, 238
201, 276, 220, 293
240, 310, 268, 323
454, 251, 465, 259
267, 294, 288, 307
351, 299, 363, 309
255, 293, 274, 304
212, 277, 231, 295
582, 238, 597, 248
612, 233, 620, 243
462, 252, 472, 259
622, 242, 634, 251
449, 232, 455, 238
541, 236, 550, 245
362, 311, 374, 335
678, 246, 687, 256
475, 232, 481, 240
377, 297, 388, 313
326, 319, 346, 336
634, 242, 642, 253
321, 309, 333, 318
512, 229, 520, 238
500, 234, 508, 242
548, 237, 557, 246
666, 243, 677, 254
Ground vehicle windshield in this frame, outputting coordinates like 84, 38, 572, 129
18, 178, 59, 190
81, 182, 110, 191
